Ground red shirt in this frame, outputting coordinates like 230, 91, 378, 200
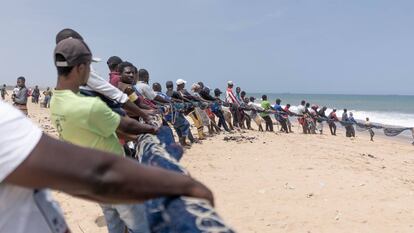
109, 72, 121, 87
329, 112, 339, 121
284, 106, 292, 115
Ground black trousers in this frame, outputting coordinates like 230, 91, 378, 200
214, 110, 230, 131
262, 115, 273, 132
230, 105, 239, 127
278, 118, 289, 133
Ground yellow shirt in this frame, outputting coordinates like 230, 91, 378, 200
50, 90, 123, 156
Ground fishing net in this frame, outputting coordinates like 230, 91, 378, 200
355, 122, 383, 132
339, 121, 354, 127
383, 127, 413, 137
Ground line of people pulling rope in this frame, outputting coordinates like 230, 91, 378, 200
2, 27, 414, 233
131, 84, 414, 146
125, 84, 414, 145
7, 58, 412, 147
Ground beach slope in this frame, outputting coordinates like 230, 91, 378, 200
22, 100, 414, 233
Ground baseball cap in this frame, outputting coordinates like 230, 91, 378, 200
176, 79, 187, 85
54, 38, 92, 67
107, 56, 123, 66
214, 88, 222, 95
55, 28, 83, 44
227, 81, 233, 85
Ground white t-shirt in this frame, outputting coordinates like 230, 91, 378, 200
297, 105, 306, 115
80, 65, 129, 104
0, 101, 67, 233
134, 81, 156, 100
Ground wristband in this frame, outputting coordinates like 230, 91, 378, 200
129, 93, 138, 102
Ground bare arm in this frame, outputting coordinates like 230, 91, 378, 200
154, 95, 170, 104
171, 97, 184, 103
4, 134, 214, 205
123, 100, 151, 122
118, 115, 159, 135
193, 95, 209, 103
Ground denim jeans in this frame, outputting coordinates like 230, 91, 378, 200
101, 203, 150, 233
213, 110, 230, 131
173, 113, 190, 137
44, 96, 51, 108
262, 115, 273, 131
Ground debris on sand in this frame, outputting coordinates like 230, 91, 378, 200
361, 153, 376, 159
223, 135, 256, 143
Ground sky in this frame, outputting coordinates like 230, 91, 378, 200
1, 0, 414, 95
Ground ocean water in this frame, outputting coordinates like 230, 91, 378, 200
250, 93, 414, 128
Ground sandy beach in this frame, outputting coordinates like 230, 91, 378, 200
13, 98, 414, 233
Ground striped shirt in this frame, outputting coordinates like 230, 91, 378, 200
225, 88, 239, 105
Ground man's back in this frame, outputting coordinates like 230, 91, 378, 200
342, 113, 348, 121
329, 112, 337, 120
43, 90, 52, 97
318, 109, 326, 117
260, 100, 271, 117
297, 105, 306, 115
199, 89, 215, 101
225, 88, 238, 104
32, 88, 40, 96
135, 81, 156, 100
50, 90, 123, 155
